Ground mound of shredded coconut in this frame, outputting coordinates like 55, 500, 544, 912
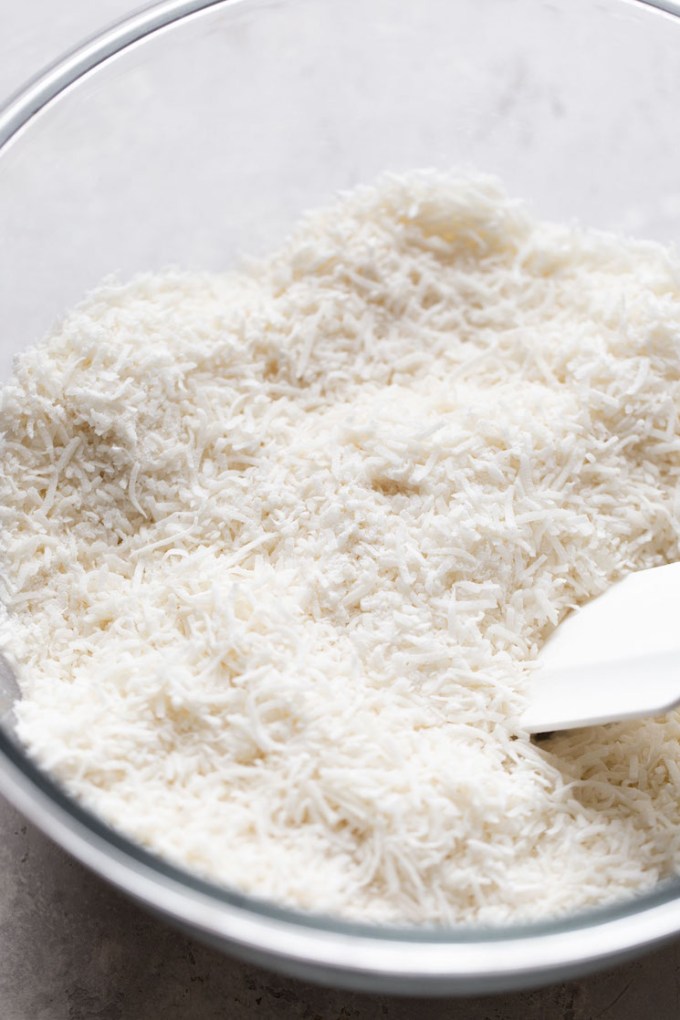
1, 171, 680, 926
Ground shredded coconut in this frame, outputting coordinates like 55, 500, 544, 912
1, 170, 680, 925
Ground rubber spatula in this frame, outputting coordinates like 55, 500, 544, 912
521, 562, 680, 734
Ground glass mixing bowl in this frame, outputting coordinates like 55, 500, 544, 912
1, 0, 680, 995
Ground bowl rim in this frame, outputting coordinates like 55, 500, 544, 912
1, 0, 680, 993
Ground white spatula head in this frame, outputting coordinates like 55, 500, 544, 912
521, 562, 680, 734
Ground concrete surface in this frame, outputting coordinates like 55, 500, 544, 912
3, 796, 680, 1020
2, 2, 680, 1018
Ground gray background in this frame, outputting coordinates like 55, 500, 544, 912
2, 2, 680, 1017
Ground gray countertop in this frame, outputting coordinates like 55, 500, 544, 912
2, 795, 680, 1018
2, 3, 680, 1017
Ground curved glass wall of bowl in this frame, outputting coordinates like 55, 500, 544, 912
1, 0, 680, 995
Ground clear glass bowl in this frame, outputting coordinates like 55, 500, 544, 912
1, 0, 680, 995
